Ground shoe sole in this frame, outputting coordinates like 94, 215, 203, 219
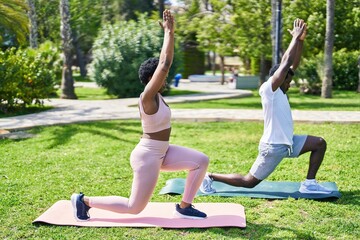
71, 194, 89, 222
299, 191, 332, 194
199, 188, 216, 194
299, 189, 332, 194
173, 210, 207, 220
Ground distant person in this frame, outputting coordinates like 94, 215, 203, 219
201, 19, 332, 195
71, 10, 210, 221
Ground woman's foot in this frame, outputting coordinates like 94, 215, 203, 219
71, 192, 91, 221
174, 203, 207, 219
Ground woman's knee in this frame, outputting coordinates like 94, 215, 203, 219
199, 154, 210, 167
127, 204, 146, 214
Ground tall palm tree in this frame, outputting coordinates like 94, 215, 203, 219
0, 0, 29, 45
60, 0, 77, 99
27, 0, 37, 48
321, 0, 334, 98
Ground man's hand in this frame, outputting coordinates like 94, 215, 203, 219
287, 18, 306, 40
299, 24, 307, 41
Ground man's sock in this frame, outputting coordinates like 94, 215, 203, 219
304, 179, 316, 184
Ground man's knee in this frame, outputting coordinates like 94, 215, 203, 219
243, 174, 261, 188
317, 137, 327, 151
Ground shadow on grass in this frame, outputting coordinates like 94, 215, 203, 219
34, 121, 142, 149
158, 221, 318, 239
32, 221, 315, 239
331, 190, 360, 206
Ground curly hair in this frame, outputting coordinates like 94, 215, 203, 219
138, 57, 159, 85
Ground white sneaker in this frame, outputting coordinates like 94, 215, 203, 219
299, 181, 332, 194
199, 174, 216, 194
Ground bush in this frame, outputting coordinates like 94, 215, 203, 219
0, 45, 58, 113
89, 14, 178, 98
295, 49, 359, 94
295, 55, 322, 94
332, 49, 359, 90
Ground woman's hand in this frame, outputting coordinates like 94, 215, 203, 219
159, 9, 174, 34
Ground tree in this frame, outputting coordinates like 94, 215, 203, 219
196, 2, 236, 84
118, 0, 155, 21
27, 0, 38, 48
321, 0, 334, 98
176, 0, 206, 78
59, 0, 76, 99
0, 0, 29, 46
232, 0, 272, 83
89, 14, 175, 98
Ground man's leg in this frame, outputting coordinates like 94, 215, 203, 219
208, 142, 285, 188
298, 135, 327, 179
209, 172, 261, 188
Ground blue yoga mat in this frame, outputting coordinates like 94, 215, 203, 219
159, 178, 341, 200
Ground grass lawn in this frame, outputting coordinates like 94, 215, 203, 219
1, 120, 359, 239
55, 87, 118, 100
170, 88, 360, 111
54, 86, 200, 100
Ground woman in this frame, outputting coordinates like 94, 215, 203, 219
71, 9, 209, 221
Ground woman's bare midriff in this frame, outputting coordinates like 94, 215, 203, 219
142, 128, 171, 141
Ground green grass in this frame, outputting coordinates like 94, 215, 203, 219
55, 87, 118, 100
170, 88, 360, 111
167, 89, 201, 96
53, 86, 200, 100
1, 120, 359, 239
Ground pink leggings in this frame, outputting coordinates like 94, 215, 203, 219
88, 138, 209, 214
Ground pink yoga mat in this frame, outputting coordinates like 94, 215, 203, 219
33, 201, 246, 228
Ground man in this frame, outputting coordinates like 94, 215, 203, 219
201, 19, 332, 194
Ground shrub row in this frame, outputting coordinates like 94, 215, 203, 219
0, 42, 60, 113
296, 49, 359, 93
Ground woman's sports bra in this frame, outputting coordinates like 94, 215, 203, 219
139, 93, 171, 133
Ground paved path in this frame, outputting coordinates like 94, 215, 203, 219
1, 81, 359, 131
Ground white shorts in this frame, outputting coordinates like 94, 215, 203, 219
250, 135, 307, 180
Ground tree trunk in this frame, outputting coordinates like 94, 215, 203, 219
72, 31, 87, 77
271, 0, 277, 66
357, 56, 360, 93
206, 52, 212, 71
321, 0, 334, 98
60, 0, 77, 99
76, 45, 87, 77
27, 0, 38, 48
158, 0, 164, 18
212, 52, 216, 75
220, 55, 225, 85
260, 55, 266, 86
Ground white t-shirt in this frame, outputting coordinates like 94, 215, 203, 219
259, 79, 293, 145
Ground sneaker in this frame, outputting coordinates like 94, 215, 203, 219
299, 181, 333, 194
174, 204, 207, 219
199, 174, 216, 194
71, 192, 91, 221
